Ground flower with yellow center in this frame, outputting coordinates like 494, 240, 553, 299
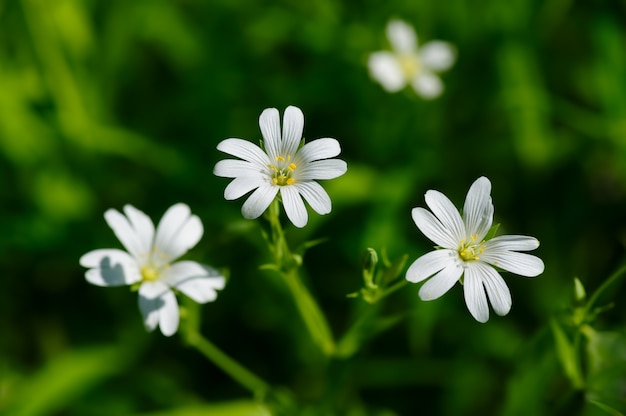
79, 204, 226, 336
214, 105, 347, 228
368, 19, 456, 99
406, 177, 545, 323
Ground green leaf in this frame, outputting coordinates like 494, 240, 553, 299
6, 346, 132, 416
583, 327, 626, 414
484, 223, 501, 241
137, 401, 272, 416
550, 319, 584, 389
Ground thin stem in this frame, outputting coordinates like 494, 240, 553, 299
583, 264, 626, 317
184, 329, 270, 396
281, 267, 336, 355
265, 199, 335, 356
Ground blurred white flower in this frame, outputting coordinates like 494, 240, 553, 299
214, 105, 347, 228
368, 19, 455, 99
80, 204, 226, 336
406, 177, 544, 322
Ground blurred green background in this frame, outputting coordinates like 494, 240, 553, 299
1, 0, 626, 415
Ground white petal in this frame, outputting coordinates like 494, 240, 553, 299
282, 106, 304, 157
295, 138, 341, 163
424, 190, 466, 243
138, 281, 171, 333
484, 235, 540, 251
163, 261, 226, 304
463, 265, 490, 323
154, 203, 203, 261
406, 249, 457, 283
462, 177, 493, 241
480, 250, 545, 277
214, 159, 265, 178
418, 261, 463, 301
368, 52, 406, 92
241, 184, 278, 219
294, 181, 331, 215
411, 72, 443, 99
158, 289, 180, 336
474, 262, 512, 316
216, 138, 271, 166
104, 208, 143, 259
297, 159, 347, 180
419, 41, 456, 71
80, 249, 142, 286
281, 186, 308, 228
386, 19, 417, 53
224, 176, 266, 200
411, 207, 458, 249
123, 205, 155, 256
259, 107, 281, 160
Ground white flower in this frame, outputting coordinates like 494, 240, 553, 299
368, 19, 455, 99
214, 105, 347, 228
406, 177, 544, 323
79, 203, 226, 336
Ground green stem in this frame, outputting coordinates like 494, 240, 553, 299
184, 329, 270, 396
583, 264, 626, 317
281, 267, 336, 355
265, 199, 335, 356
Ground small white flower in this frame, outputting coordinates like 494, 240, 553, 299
368, 19, 455, 99
406, 177, 544, 323
214, 105, 347, 228
79, 204, 226, 336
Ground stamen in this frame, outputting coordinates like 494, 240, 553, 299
288, 163, 297, 172
141, 265, 159, 282
276, 156, 285, 162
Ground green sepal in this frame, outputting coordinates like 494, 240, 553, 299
484, 223, 500, 241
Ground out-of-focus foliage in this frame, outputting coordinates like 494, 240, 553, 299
1, 0, 625, 414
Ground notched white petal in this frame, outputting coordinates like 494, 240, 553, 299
281, 186, 308, 228
165, 261, 226, 304
214, 159, 264, 178
386, 19, 417, 53
259, 107, 281, 159
241, 184, 278, 219
282, 106, 304, 157
155, 204, 203, 261
138, 281, 171, 334
297, 159, 347, 181
295, 181, 332, 215
104, 208, 143, 258
481, 251, 544, 277
123, 205, 155, 256
411, 207, 458, 249
463, 176, 493, 241
296, 138, 341, 162
368, 52, 406, 92
224, 176, 265, 200
485, 235, 540, 252
463, 268, 490, 323
406, 249, 455, 283
216, 138, 270, 166
411, 71, 443, 99
80, 249, 141, 286
425, 189, 465, 242
419, 41, 456, 71
418, 262, 463, 301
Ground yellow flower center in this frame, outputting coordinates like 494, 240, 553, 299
458, 234, 486, 262
139, 247, 170, 282
141, 265, 159, 281
398, 54, 421, 78
268, 155, 296, 186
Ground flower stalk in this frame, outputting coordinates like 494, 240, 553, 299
264, 199, 336, 356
